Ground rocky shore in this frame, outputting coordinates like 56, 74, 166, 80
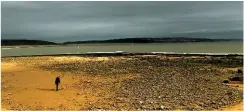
2, 55, 243, 110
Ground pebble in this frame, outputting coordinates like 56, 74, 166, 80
160, 105, 164, 109
211, 101, 216, 104
139, 101, 143, 104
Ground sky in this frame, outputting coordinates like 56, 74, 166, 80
1, 1, 243, 43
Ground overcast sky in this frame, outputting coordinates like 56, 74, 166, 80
1, 1, 243, 42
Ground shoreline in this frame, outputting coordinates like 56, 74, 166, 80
1, 52, 243, 58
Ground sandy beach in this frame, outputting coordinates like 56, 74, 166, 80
1, 55, 243, 110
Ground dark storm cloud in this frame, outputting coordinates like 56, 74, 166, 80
1, 1, 243, 42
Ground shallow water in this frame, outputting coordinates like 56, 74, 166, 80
1, 41, 243, 57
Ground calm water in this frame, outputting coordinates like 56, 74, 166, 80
1, 41, 243, 57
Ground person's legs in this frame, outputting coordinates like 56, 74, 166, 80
56, 84, 58, 91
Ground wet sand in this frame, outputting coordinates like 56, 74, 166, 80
1, 55, 243, 110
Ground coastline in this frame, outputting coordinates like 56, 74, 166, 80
1, 52, 243, 58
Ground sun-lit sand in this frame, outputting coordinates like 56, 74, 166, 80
1, 55, 243, 110
2, 56, 138, 110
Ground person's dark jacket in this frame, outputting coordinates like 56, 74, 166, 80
55, 77, 60, 85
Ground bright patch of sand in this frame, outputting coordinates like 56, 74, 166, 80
2, 62, 80, 109
1, 59, 138, 110
53, 57, 111, 62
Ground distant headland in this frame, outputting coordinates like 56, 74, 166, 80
2, 37, 242, 46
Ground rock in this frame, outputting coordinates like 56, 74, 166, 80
8, 93, 11, 95
160, 105, 164, 110
223, 80, 229, 83
229, 76, 242, 81
139, 101, 143, 104
237, 69, 243, 74
140, 105, 147, 109
226, 91, 233, 96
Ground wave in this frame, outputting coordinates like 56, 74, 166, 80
85, 51, 242, 55
86, 51, 124, 54
2, 48, 13, 50
151, 52, 243, 55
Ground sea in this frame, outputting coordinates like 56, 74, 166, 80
1, 41, 243, 57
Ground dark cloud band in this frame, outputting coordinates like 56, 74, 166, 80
2, 1, 243, 42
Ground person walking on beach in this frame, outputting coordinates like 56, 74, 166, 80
55, 76, 61, 91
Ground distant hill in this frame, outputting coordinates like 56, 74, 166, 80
1, 37, 242, 46
1, 39, 57, 46
63, 37, 241, 44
